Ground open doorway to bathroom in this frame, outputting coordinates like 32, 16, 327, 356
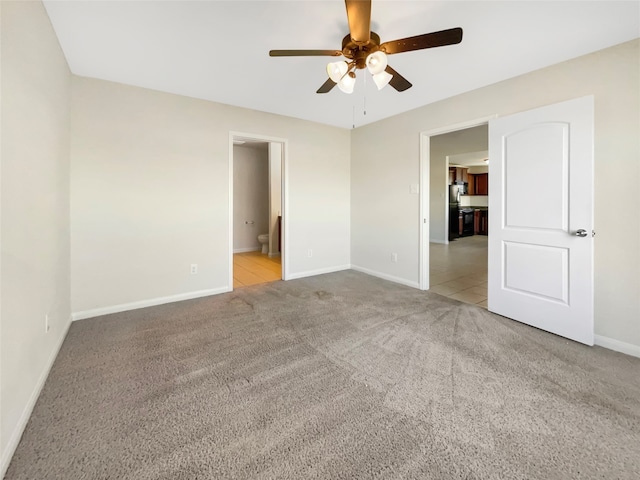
419, 120, 491, 308
230, 133, 286, 289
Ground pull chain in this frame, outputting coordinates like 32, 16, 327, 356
363, 72, 367, 116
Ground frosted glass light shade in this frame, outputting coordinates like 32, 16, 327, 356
372, 70, 393, 90
338, 72, 356, 94
366, 51, 388, 75
326, 61, 348, 83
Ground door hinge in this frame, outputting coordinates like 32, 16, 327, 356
592, 230, 596, 237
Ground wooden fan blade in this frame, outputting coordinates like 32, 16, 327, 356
385, 66, 412, 92
380, 27, 463, 55
345, 0, 371, 45
317, 78, 337, 94
269, 50, 342, 57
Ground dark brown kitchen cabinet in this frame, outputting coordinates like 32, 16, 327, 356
474, 210, 489, 235
475, 173, 488, 195
467, 174, 476, 195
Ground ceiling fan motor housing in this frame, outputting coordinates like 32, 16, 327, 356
342, 32, 382, 69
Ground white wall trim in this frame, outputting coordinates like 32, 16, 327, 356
444, 155, 451, 247
233, 247, 260, 253
282, 141, 290, 281
0, 318, 72, 479
71, 287, 230, 321
595, 335, 640, 358
286, 265, 351, 281
351, 265, 420, 289
429, 238, 447, 244
418, 133, 430, 290
421, 116, 497, 137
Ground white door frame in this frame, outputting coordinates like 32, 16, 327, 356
418, 115, 496, 290
229, 131, 289, 290
443, 155, 452, 246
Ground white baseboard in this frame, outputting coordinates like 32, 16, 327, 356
0, 317, 72, 479
429, 238, 448, 244
351, 265, 420, 289
286, 264, 351, 281
233, 247, 260, 253
268, 252, 281, 258
595, 335, 640, 358
72, 287, 231, 321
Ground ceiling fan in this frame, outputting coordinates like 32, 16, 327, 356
269, 0, 463, 94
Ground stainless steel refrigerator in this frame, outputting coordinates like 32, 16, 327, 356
448, 184, 461, 241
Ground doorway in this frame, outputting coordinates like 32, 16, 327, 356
420, 97, 594, 345
419, 117, 494, 303
229, 132, 288, 290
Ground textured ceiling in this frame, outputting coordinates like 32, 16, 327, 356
43, 1, 640, 129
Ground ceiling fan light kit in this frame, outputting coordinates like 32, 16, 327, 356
338, 71, 357, 94
269, 0, 463, 95
365, 50, 387, 75
372, 70, 393, 90
327, 61, 349, 83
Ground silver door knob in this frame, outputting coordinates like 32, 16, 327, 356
574, 229, 588, 237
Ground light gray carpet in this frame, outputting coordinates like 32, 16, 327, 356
5, 271, 640, 479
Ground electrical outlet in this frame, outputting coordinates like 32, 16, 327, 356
307, 249, 313, 258
391, 253, 398, 263
45, 313, 50, 333
190, 264, 198, 274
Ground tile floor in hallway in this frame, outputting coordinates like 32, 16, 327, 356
233, 251, 282, 288
430, 235, 488, 308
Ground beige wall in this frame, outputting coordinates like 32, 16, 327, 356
468, 166, 489, 174
352, 39, 640, 350
460, 196, 489, 208
0, 1, 72, 473
70, 77, 351, 316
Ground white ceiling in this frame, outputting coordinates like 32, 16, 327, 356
43, 1, 640, 130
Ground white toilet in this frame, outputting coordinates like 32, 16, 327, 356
257, 233, 269, 254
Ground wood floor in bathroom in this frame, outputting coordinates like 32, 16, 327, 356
233, 251, 282, 288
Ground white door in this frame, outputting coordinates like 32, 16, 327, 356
488, 96, 594, 345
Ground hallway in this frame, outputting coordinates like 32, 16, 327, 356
429, 235, 488, 308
